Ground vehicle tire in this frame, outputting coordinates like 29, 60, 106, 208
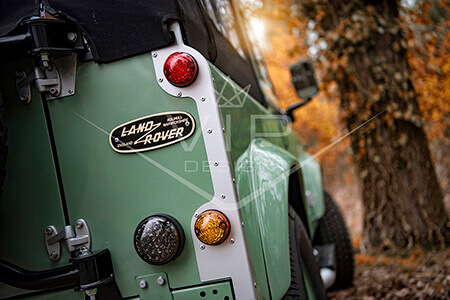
313, 191, 354, 291
0, 92, 6, 198
283, 206, 327, 300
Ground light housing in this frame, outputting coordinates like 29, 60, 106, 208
163, 52, 198, 87
134, 215, 184, 265
194, 210, 230, 245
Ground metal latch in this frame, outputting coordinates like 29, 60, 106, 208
15, 53, 77, 104
44, 219, 91, 261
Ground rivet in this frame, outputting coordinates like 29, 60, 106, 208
152, 52, 158, 58
177, 92, 182, 97
200, 245, 205, 250
139, 280, 147, 289
220, 194, 226, 199
213, 161, 219, 166
207, 129, 212, 134
49, 87, 58, 95
230, 238, 235, 244
75, 221, 83, 229
156, 276, 165, 286
200, 97, 206, 102
45, 227, 53, 235
158, 78, 163, 82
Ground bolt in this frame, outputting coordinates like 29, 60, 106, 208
158, 78, 163, 82
176, 91, 182, 97
152, 53, 158, 58
49, 252, 58, 260
214, 161, 219, 166
157, 276, 165, 286
75, 220, 83, 229
45, 226, 53, 235
200, 245, 205, 250
230, 238, 235, 244
67, 32, 77, 42
79, 246, 89, 256
207, 128, 212, 134
220, 194, 226, 199
15, 71, 24, 78
139, 280, 147, 289
200, 97, 206, 102
68, 89, 74, 95
20, 94, 29, 102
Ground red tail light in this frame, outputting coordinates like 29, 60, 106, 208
163, 52, 198, 87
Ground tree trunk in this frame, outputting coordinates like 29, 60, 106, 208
296, 0, 449, 252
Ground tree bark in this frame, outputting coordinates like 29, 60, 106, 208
296, 0, 449, 252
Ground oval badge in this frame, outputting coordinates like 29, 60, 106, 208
109, 112, 195, 153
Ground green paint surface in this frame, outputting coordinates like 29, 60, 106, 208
46, 54, 214, 297
0, 60, 70, 299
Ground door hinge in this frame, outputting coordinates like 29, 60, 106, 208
44, 218, 91, 261
15, 53, 77, 104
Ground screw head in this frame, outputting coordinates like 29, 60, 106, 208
15, 71, 24, 78
45, 226, 53, 235
194, 213, 198, 218
158, 78, 163, 82
207, 129, 212, 134
75, 221, 83, 229
220, 194, 226, 199
176, 91, 182, 97
213, 161, 219, 166
68, 89, 74, 95
152, 52, 158, 58
200, 97, 206, 102
241, 222, 245, 227
230, 238, 235, 244
139, 280, 147, 289
254, 282, 257, 288
49, 252, 58, 260
200, 245, 205, 250
156, 276, 165, 286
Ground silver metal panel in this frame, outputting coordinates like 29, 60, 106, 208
152, 22, 257, 300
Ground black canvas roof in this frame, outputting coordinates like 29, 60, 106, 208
0, 0, 180, 63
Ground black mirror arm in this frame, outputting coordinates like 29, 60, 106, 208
285, 98, 311, 122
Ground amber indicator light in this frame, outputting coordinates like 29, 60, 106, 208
163, 52, 198, 87
194, 210, 230, 245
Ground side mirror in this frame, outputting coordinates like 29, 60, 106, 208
286, 60, 319, 122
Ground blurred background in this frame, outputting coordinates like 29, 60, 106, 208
237, 0, 449, 298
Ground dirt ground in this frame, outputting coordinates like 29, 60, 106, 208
327, 248, 450, 299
